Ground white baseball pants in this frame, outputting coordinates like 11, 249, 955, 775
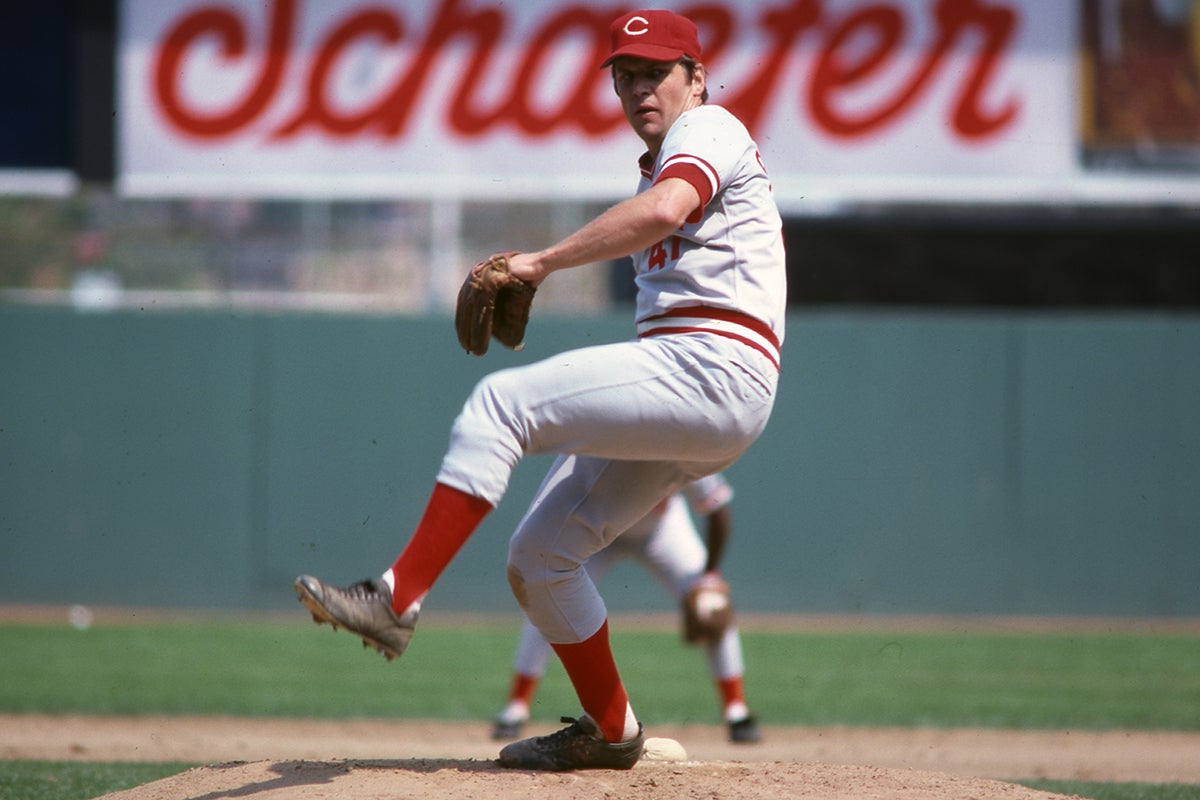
437, 332, 777, 643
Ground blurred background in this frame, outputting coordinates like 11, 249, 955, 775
2, 0, 1198, 618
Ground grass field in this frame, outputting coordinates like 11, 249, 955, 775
2, 614, 1199, 800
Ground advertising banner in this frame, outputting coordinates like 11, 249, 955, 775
118, 0, 1200, 208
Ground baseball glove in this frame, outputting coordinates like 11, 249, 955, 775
455, 252, 537, 356
682, 573, 733, 645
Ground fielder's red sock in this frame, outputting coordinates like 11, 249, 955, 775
507, 673, 540, 706
387, 483, 493, 615
718, 676, 747, 708
551, 620, 636, 742
718, 676, 749, 720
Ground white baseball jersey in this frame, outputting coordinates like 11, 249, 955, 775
679, 471, 735, 517
648, 471, 734, 520
633, 105, 787, 371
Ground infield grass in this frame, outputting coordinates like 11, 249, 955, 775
0, 761, 191, 800
2, 618, 1197, 728
1, 616, 1198, 800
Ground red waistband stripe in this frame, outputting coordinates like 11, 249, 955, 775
636, 306, 781, 371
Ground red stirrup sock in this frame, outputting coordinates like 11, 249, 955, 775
718, 676, 749, 719
387, 483, 492, 615
507, 673, 540, 706
552, 620, 637, 742
718, 675, 747, 707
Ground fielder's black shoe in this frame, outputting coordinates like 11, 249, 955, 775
294, 574, 417, 661
492, 701, 529, 740
728, 714, 762, 744
491, 718, 524, 740
498, 715, 644, 771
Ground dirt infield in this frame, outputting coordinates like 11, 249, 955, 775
5, 715, 1200, 800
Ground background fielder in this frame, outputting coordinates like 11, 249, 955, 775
492, 472, 762, 744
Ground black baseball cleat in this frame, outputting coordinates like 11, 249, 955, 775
728, 714, 762, 744
498, 715, 644, 771
491, 718, 525, 740
294, 574, 418, 661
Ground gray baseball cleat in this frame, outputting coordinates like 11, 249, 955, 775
498, 715, 644, 771
293, 574, 417, 661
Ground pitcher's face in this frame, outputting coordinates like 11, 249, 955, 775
612, 57, 705, 153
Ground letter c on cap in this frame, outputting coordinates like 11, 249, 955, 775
624, 15, 650, 35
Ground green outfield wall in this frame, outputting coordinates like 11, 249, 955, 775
2, 305, 1197, 616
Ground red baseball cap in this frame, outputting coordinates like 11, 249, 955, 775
601, 10, 703, 67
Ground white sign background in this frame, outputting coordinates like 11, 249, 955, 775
118, 0, 1121, 209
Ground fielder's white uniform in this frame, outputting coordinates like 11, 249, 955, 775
438, 103, 786, 645
508, 473, 746, 681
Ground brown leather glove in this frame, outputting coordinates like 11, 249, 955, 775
682, 572, 733, 645
454, 252, 537, 356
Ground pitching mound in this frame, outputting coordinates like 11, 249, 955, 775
12, 715, 1199, 798
97, 757, 1078, 800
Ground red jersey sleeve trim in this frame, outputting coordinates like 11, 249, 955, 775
656, 154, 718, 224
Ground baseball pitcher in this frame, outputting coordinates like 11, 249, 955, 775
295, 8, 785, 772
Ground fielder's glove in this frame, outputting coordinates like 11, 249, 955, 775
682, 572, 734, 645
455, 252, 537, 356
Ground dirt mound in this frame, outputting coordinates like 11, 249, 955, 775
8, 714, 1196, 798
8, 715, 1197, 784
97, 757, 1079, 800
